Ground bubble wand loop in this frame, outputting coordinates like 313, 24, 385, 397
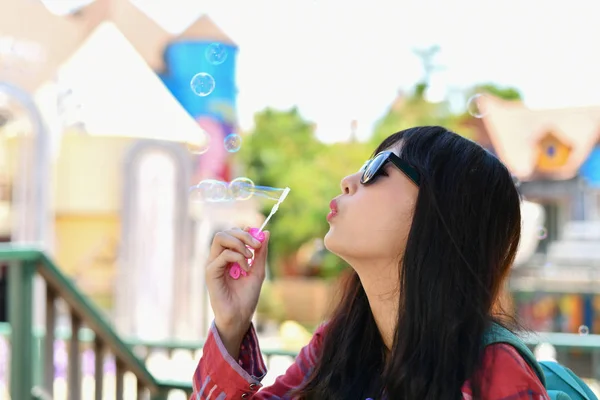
229, 187, 291, 280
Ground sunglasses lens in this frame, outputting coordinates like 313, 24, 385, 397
361, 153, 387, 184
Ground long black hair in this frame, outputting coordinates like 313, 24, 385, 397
293, 126, 522, 399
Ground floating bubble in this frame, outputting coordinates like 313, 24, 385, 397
241, 184, 289, 201
579, 325, 589, 335
466, 94, 488, 118
186, 137, 210, 155
536, 226, 548, 240
189, 179, 228, 202
205, 43, 228, 65
224, 133, 242, 153
190, 72, 215, 97
190, 179, 288, 203
229, 177, 255, 200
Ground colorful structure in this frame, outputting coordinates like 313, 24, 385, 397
468, 95, 600, 334
0, 0, 256, 341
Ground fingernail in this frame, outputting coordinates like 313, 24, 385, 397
229, 264, 241, 279
249, 228, 266, 242
245, 249, 253, 258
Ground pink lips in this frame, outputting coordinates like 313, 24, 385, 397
327, 199, 338, 221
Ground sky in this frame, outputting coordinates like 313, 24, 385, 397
43, 0, 600, 143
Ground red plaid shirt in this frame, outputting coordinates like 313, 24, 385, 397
191, 322, 549, 399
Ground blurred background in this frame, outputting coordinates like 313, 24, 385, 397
0, 0, 599, 398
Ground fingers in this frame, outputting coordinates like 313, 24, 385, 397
208, 249, 250, 278
209, 228, 261, 261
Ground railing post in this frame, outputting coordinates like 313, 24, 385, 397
94, 339, 105, 400
68, 314, 82, 400
150, 388, 169, 400
8, 259, 35, 400
44, 288, 56, 395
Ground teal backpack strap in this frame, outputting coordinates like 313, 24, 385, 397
482, 322, 546, 386
541, 361, 598, 400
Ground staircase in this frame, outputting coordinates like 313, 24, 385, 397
0, 246, 193, 400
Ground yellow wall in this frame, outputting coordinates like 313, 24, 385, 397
54, 214, 120, 307
54, 135, 134, 214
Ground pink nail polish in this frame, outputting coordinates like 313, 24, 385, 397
249, 228, 266, 242
229, 263, 241, 279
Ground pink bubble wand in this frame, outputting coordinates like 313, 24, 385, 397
229, 187, 291, 279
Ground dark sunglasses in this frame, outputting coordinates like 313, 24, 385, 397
359, 151, 420, 186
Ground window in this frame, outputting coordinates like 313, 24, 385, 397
536, 132, 572, 172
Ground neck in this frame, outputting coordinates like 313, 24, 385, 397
353, 259, 400, 350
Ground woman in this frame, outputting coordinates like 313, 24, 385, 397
192, 126, 548, 399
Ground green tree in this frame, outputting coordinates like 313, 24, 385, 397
471, 83, 523, 101
238, 107, 369, 277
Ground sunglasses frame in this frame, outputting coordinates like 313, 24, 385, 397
360, 151, 421, 186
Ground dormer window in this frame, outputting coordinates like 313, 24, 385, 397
536, 131, 571, 172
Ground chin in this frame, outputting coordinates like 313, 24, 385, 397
323, 228, 351, 262
323, 228, 334, 250
323, 228, 342, 255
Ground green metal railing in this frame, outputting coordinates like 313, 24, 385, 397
0, 246, 193, 400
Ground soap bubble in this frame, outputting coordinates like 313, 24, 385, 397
536, 227, 548, 240
190, 72, 215, 96
240, 184, 288, 201
579, 325, 589, 335
189, 179, 228, 202
466, 94, 487, 118
186, 137, 210, 155
190, 179, 288, 203
205, 43, 228, 65
224, 133, 242, 153
229, 177, 255, 200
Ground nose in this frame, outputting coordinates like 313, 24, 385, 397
340, 172, 360, 195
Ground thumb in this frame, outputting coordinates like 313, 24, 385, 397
252, 231, 270, 276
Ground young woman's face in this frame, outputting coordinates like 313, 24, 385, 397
324, 145, 419, 268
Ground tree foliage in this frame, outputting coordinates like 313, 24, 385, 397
473, 83, 523, 101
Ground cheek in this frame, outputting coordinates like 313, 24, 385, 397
367, 198, 414, 253
326, 193, 415, 259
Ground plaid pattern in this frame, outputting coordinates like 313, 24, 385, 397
190, 323, 549, 399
